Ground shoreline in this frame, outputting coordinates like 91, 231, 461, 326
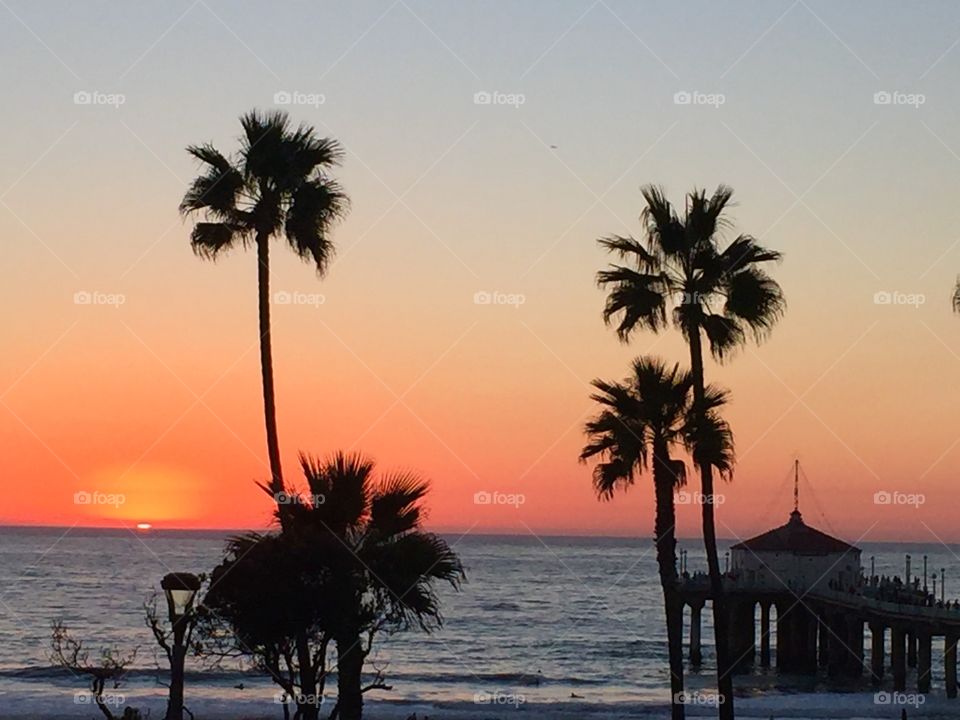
0, 693, 954, 720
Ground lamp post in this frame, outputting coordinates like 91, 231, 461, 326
924, 555, 928, 592
161, 572, 201, 720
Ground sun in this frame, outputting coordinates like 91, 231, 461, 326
136, 522, 153, 531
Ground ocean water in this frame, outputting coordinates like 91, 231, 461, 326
1, 526, 959, 718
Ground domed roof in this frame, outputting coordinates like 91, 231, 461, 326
730, 510, 859, 555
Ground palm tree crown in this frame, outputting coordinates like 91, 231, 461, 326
180, 109, 348, 271
580, 357, 733, 499
286, 451, 464, 630
598, 185, 785, 360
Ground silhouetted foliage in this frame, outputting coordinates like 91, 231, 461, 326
200, 451, 463, 720
581, 356, 733, 720
597, 185, 784, 720
50, 621, 141, 720
180, 109, 349, 517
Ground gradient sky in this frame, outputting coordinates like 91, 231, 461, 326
2, 1, 960, 544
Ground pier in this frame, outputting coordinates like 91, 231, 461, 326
680, 575, 960, 696
679, 462, 960, 696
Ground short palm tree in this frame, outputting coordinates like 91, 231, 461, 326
597, 185, 783, 719
581, 357, 733, 720
287, 451, 464, 720
180, 110, 348, 521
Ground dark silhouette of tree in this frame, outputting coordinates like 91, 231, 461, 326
953, 278, 960, 313
50, 621, 141, 720
597, 185, 784, 719
201, 451, 463, 720
581, 357, 733, 720
180, 109, 348, 523
199, 531, 334, 720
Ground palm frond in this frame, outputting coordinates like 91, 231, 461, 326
723, 267, 786, 340
640, 185, 686, 257
180, 146, 245, 218
284, 178, 348, 272
189, 222, 249, 259
684, 185, 734, 249
597, 266, 669, 341
700, 313, 746, 361
370, 472, 430, 539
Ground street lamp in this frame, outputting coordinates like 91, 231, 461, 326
160, 572, 201, 720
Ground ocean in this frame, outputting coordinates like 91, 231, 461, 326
1, 526, 960, 718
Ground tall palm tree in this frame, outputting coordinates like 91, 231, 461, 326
287, 451, 464, 720
180, 110, 348, 521
581, 357, 733, 720
597, 185, 784, 719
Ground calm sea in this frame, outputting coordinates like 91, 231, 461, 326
1, 526, 959, 718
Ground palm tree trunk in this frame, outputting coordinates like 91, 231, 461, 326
335, 634, 365, 720
295, 633, 318, 720
687, 328, 734, 720
653, 441, 686, 720
257, 231, 286, 518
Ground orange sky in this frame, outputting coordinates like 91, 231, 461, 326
3, 2, 960, 545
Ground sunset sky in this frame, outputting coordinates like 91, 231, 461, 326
3, 1, 960, 544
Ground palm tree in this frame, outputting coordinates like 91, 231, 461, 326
180, 110, 348, 521
953, 278, 960, 313
286, 451, 464, 720
597, 185, 784, 719
581, 357, 733, 720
